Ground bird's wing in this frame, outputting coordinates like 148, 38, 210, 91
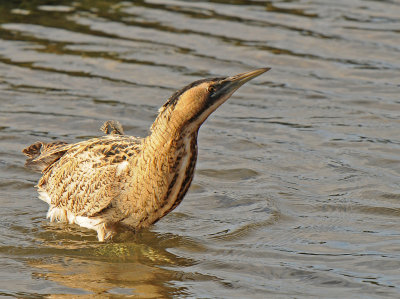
100, 120, 125, 135
37, 135, 141, 217
22, 141, 72, 173
22, 120, 125, 173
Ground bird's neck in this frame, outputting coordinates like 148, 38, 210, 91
122, 118, 198, 228
147, 119, 182, 149
150, 106, 202, 140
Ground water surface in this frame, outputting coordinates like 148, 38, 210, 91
0, 0, 399, 298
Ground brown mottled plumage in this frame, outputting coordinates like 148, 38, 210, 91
23, 68, 270, 241
100, 120, 124, 135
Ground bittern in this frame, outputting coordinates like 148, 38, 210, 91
23, 68, 270, 241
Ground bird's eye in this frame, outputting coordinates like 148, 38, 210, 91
207, 85, 216, 93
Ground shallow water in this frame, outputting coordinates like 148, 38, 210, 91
0, 0, 399, 297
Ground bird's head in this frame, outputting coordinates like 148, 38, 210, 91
152, 67, 270, 135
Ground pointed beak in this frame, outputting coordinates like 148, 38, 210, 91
216, 67, 270, 98
226, 67, 270, 86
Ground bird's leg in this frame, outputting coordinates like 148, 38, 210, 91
96, 222, 118, 242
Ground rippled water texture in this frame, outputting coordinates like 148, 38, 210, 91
1, 0, 399, 297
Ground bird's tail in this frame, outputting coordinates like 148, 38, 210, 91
22, 141, 69, 173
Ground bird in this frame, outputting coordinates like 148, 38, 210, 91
22, 67, 270, 241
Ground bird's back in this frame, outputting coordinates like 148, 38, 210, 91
23, 126, 142, 218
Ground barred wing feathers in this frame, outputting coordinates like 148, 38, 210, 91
30, 135, 141, 217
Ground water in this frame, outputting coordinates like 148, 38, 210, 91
0, 0, 399, 297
